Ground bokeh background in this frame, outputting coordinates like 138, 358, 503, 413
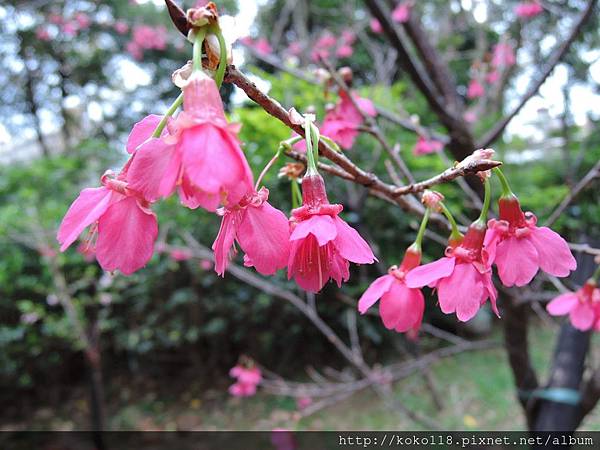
1, 0, 600, 432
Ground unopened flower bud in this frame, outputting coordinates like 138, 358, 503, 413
421, 190, 444, 212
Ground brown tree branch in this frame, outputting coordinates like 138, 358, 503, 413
478, 0, 598, 148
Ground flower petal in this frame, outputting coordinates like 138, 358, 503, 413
57, 187, 113, 251
529, 226, 577, 277
290, 215, 337, 246
546, 293, 578, 316
211, 212, 239, 276
494, 236, 539, 287
437, 263, 483, 322
357, 274, 394, 314
405, 257, 455, 288
127, 138, 180, 201
332, 216, 376, 264
95, 197, 158, 275
237, 201, 290, 275
570, 301, 595, 331
380, 283, 424, 332
126, 114, 163, 154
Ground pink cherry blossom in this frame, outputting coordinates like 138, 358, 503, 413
392, 3, 411, 23
413, 136, 444, 155
467, 79, 485, 99
492, 42, 516, 68
358, 248, 424, 333
288, 173, 376, 292
515, 1, 544, 19
127, 72, 254, 212
406, 222, 498, 322
253, 38, 273, 55
321, 90, 376, 149
370, 19, 383, 34
463, 109, 477, 124
57, 172, 158, 275
547, 281, 600, 331
336, 44, 354, 58
229, 365, 262, 397
212, 187, 290, 276
485, 196, 577, 287
132, 25, 167, 52
114, 20, 129, 35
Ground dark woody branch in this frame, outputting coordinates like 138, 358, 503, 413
478, 0, 598, 148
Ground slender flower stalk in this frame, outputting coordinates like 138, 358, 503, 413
192, 28, 207, 72
213, 29, 228, 88
413, 208, 430, 252
476, 178, 492, 225
152, 93, 183, 138
493, 167, 513, 198
440, 202, 463, 244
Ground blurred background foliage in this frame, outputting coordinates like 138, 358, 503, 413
0, 0, 599, 430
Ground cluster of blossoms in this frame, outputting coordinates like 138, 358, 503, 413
126, 25, 169, 60
467, 41, 516, 101
36, 12, 92, 41
57, 4, 376, 295
360, 149, 577, 333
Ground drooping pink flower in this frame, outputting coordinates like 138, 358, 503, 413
229, 365, 262, 397
486, 70, 500, 85
392, 2, 411, 23
467, 78, 485, 99
321, 90, 376, 149
57, 172, 158, 275
253, 37, 273, 55
127, 72, 254, 211
515, 1, 543, 19
311, 48, 330, 62
492, 42, 516, 68
212, 187, 290, 276
413, 136, 444, 155
358, 247, 424, 333
547, 280, 600, 331
336, 44, 354, 58
485, 195, 577, 287
114, 20, 129, 35
288, 173, 376, 292
370, 19, 383, 34
406, 222, 498, 322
